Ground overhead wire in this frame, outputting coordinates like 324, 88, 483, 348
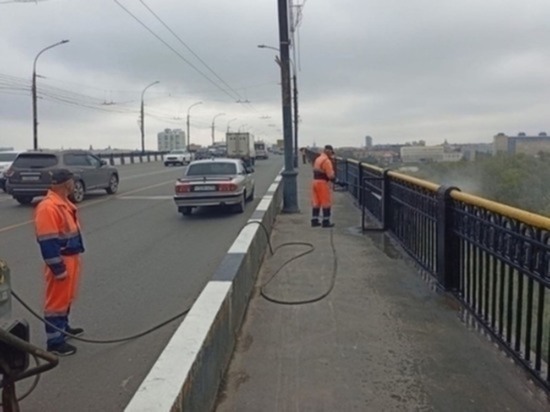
138, 0, 245, 104
113, 0, 241, 103
1, 0, 280, 125
114, 0, 266, 116
0, 73, 199, 121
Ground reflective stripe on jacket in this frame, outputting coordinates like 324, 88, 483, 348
34, 190, 84, 277
312, 153, 335, 181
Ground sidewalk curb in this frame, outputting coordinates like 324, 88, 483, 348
125, 170, 284, 412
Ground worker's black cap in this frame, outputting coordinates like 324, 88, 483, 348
324, 145, 334, 151
49, 169, 74, 185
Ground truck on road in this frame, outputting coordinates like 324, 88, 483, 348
254, 141, 268, 160
226, 132, 256, 165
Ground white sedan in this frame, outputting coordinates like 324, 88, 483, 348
174, 158, 255, 215
164, 149, 192, 166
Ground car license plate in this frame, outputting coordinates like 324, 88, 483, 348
194, 185, 216, 191
21, 175, 40, 181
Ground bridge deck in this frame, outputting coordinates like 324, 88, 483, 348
216, 166, 549, 411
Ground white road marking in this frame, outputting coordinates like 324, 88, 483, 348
117, 196, 173, 200
121, 167, 185, 181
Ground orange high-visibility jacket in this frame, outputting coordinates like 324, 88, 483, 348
311, 153, 335, 208
312, 153, 335, 181
34, 191, 84, 279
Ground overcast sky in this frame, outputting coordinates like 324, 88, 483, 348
1, 0, 550, 151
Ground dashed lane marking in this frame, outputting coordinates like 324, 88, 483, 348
0, 180, 175, 235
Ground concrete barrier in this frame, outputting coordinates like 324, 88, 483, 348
95, 151, 168, 166
125, 172, 284, 412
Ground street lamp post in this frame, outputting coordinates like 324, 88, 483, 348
275, 1, 299, 213
226, 117, 237, 133
211, 113, 225, 145
187, 101, 202, 151
32, 39, 70, 150
258, 44, 299, 168
140, 81, 159, 153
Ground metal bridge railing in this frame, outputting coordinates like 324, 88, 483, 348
305, 149, 550, 392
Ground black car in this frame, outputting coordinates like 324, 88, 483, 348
5, 150, 119, 204
193, 149, 211, 160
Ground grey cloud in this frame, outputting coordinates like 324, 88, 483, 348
2, 0, 550, 150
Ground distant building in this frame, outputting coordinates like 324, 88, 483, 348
157, 128, 186, 151
493, 132, 550, 156
459, 143, 493, 161
365, 135, 373, 148
400, 145, 463, 163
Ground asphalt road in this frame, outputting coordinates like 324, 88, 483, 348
0, 157, 283, 411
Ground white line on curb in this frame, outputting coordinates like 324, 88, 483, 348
125, 280, 232, 412
227, 223, 259, 254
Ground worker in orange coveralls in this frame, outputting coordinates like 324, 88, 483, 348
34, 169, 85, 356
311, 144, 338, 228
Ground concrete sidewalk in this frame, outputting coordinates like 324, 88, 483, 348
215, 169, 548, 412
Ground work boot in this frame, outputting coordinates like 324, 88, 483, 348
48, 342, 77, 357
311, 219, 321, 227
66, 326, 84, 338
322, 220, 335, 228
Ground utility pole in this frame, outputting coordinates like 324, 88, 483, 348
278, 0, 299, 213
258, 44, 300, 168
292, 72, 298, 167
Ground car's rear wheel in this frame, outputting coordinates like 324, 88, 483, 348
14, 196, 33, 205
234, 192, 246, 213
70, 180, 85, 203
180, 206, 193, 216
106, 174, 119, 194
247, 186, 255, 201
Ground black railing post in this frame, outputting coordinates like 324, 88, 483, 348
436, 186, 461, 291
345, 160, 349, 184
381, 169, 391, 231
120, 155, 125, 165
361, 177, 366, 232
357, 162, 363, 203
109, 154, 114, 166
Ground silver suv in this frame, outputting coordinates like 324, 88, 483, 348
5, 150, 119, 205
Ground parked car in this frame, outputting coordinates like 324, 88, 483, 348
164, 149, 192, 166
173, 158, 255, 216
5, 150, 119, 205
0, 151, 20, 192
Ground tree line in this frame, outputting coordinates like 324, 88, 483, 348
408, 154, 550, 216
